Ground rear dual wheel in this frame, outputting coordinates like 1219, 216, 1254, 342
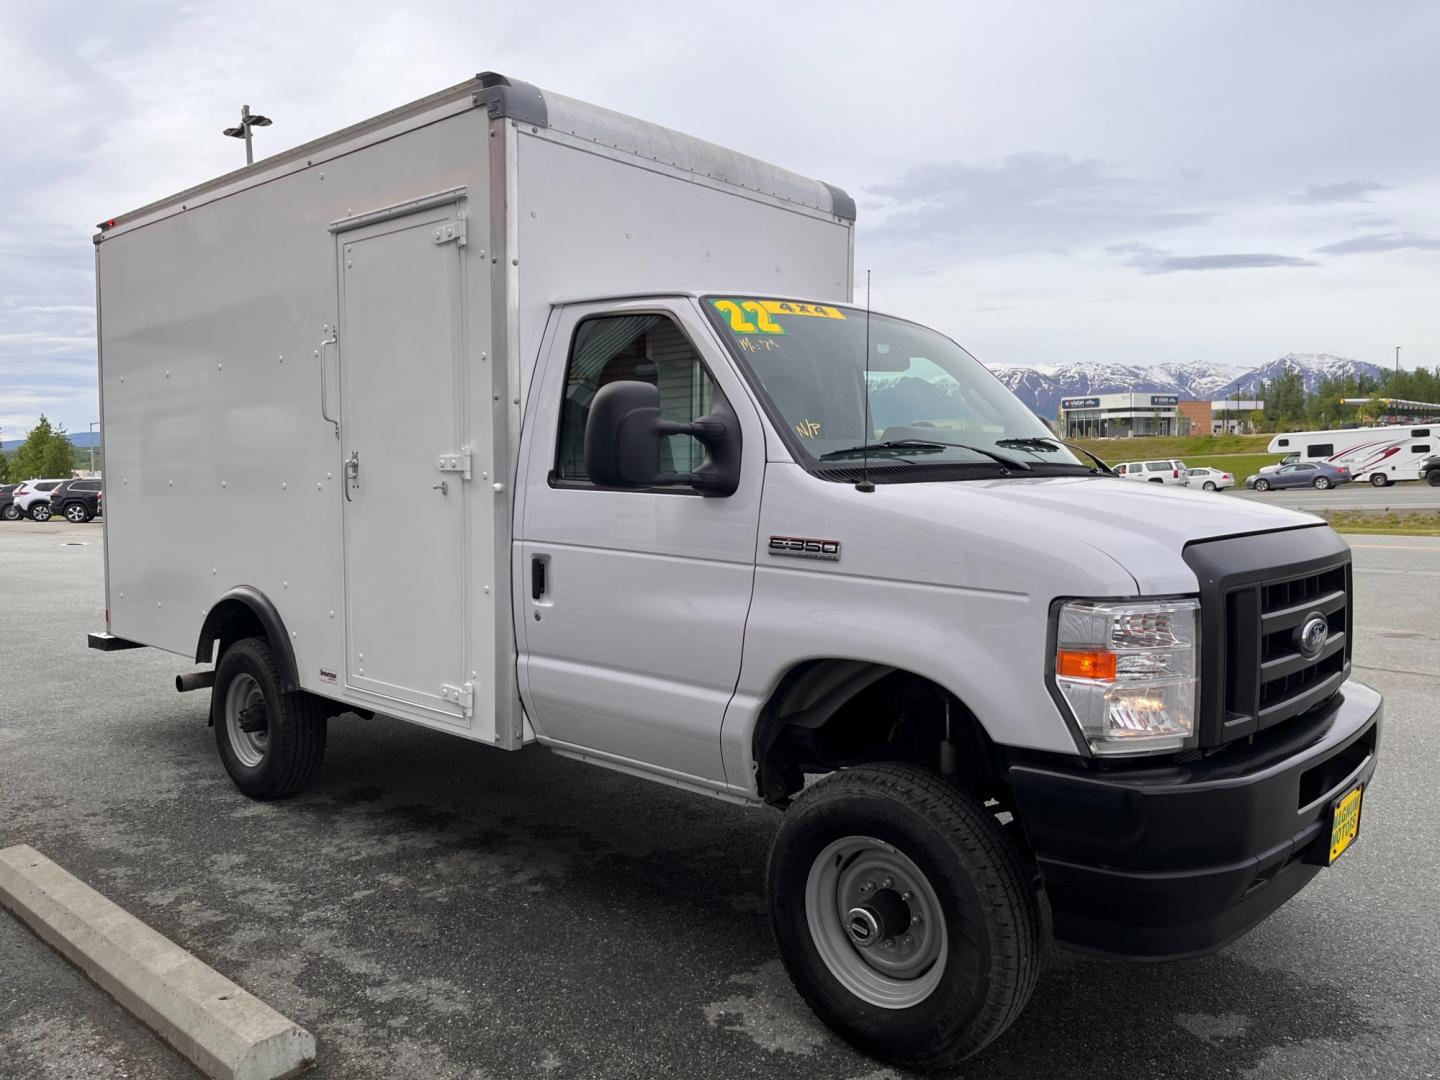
768, 763, 1040, 1071
212, 637, 327, 799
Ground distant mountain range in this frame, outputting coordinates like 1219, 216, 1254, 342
0, 431, 100, 453
989, 353, 1386, 417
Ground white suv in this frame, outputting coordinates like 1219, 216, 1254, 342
1114, 459, 1189, 486
13, 479, 69, 520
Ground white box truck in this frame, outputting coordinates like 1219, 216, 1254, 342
90, 73, 1382, 1068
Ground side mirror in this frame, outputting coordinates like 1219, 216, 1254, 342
584, 380, 741, 496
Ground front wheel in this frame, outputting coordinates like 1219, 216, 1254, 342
212, 637, 327, 799
1254, 478, 1271, 491
1427, 470, 1440, 487
28, 503, 52, 521
768, 764, 1040, 1071
1370, 473, 1389, 487
1314, 477, 1331, 489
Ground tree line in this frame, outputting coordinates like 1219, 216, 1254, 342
1242, 364, 1440, 432
0, 415, 81, 483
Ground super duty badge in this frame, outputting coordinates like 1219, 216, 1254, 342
768, 535, 841, 561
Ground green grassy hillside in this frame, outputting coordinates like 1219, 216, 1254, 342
1072, 434, 1273, 460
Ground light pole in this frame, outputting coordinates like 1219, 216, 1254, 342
1395, 345, 1401, 374
89, 420, 99, 475
223, 104, 273, 166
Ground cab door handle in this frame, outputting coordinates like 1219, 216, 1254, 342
531, 556, 547, 600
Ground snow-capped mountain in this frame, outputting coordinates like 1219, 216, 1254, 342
1211, 354, 1385, 399
989, 354, 1384, 416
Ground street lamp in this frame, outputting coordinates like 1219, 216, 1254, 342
89, 420, 99, 476
223, 104, 273, 166
1395, 345, 1401, 374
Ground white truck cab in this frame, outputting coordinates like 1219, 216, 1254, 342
89, 74, 1382, 1070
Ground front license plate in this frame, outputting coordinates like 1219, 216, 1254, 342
1329, 785, 1364, 864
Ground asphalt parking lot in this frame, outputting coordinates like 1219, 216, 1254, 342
2, 520, 1437, 1080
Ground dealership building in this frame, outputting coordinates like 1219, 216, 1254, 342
1058, 393, 1183, 438
1058, 394, 1264, 438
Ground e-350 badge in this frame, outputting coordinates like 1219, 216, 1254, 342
768, 535, 841, 561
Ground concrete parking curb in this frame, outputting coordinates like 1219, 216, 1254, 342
0, 844, 315, 1080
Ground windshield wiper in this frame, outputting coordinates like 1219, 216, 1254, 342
819, 439, 1031, 471
995, 437, 1114, 475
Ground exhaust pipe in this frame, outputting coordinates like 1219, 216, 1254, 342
175, 670, 216, 693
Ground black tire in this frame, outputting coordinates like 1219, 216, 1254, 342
28, 502, 52, 521
212, 637, 327, 799
1254, 478, 1271, 491
0, 504, 18, 521
768, 763, 1040, 1071
1427, 470, 1440, 487
1148, 477, 1163, 484
1313, 477, 1331, 489
63, 501, 92, 523
1370, 473, 1389, 487
1202, 481, 1216, 491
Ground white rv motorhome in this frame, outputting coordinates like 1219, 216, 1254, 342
1266, 425, 1435, 486
89, 73, 1382, 1069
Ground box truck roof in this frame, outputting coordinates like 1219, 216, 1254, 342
95, 72, 855, 241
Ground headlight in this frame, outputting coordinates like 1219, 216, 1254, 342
1053, 598, 1199, 755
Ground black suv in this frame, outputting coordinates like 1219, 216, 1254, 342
48, 479, 103, 522
0, 483, 20, 521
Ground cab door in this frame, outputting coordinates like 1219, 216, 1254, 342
514, 299, 766, 785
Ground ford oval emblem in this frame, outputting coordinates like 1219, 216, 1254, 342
1297, 614, 1329, 660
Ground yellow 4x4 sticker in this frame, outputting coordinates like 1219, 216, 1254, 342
710, 297, 846, 334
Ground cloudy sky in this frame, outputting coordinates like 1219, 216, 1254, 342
2, 0, 1437, 439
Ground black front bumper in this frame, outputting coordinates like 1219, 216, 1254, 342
1008, 680, 1381, 961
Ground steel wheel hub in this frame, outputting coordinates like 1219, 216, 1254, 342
224, 673, 269, 767
806, 836, 947, 1008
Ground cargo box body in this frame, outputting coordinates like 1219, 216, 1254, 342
95, 73, 854, 747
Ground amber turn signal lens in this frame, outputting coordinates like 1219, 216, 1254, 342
1056, 649, 1117, 680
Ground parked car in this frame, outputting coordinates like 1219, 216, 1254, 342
1258, 452, 1301, 475
1185, 467, 1234, 491
48, 478, 103, 522
1420, 454, 1440, 487
1114, 459, 1189, 485
12, 478, 68, 520
1246, 462, 1351, 491
0, 483, 22, 521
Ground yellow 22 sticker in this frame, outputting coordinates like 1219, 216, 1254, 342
711, 298, 847, 335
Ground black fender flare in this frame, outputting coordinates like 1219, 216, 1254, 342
195, 586, 300, 692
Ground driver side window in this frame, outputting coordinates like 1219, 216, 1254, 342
553, 313, 724, 487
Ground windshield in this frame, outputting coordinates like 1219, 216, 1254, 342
703, 296, 1086, 476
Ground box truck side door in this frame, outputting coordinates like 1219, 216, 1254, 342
515, 298, 767, 786
334, 199, 473, 727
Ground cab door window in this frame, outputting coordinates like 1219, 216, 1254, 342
553, 313, 725, 487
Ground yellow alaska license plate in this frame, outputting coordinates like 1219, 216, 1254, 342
1329, 785, 1363, 864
